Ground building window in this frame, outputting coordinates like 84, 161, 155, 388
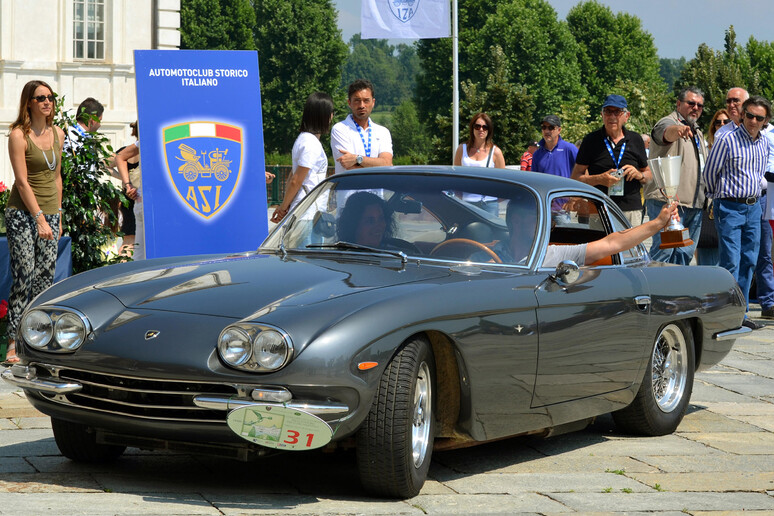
73, 0, 105, 60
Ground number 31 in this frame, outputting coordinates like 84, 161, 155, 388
284, 430, 314, 447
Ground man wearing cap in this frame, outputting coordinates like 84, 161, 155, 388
703, 95, 771, 330
571, 94, 651, 225
532, 115, 578, 178
643, 86, 708, 265
520, 141, 538, 171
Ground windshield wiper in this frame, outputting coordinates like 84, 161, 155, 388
306, 241, 407, 263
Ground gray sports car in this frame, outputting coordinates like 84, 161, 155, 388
2, 167, 748, 498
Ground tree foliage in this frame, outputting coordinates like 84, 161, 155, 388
417, 0, 584, 157
253, 0, 348, 153
341, 35, 420, 109
566, 1, 663, 111
427, 46, 536, 165
389, 100, 430, 165
675, 27, 752, 129
55, 106, 128, 273
659, 58, 686, 91
180, 0, 256, 50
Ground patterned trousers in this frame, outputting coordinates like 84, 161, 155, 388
5, 208, 60, 340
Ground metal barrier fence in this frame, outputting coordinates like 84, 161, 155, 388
265, 165, 336, 205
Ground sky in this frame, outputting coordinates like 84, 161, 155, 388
332, 0, 773, 59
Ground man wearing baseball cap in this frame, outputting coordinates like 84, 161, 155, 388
532, 114, 578, 178
572, 94, 652, 225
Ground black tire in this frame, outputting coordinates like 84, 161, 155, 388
613, 321, 695, 436
356, 337, 435, 498
51, 418, 126, 463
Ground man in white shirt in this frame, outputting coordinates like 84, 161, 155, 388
331, 79, 393, 174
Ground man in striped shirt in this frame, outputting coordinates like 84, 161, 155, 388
703, 96, 772, 329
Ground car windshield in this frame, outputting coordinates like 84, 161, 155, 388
262, 173, 540, 265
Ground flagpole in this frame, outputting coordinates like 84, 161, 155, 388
451, 0, 459, 160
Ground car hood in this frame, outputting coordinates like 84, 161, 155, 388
88, 252, 449, 319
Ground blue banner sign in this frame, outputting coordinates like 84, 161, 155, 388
134, 50, 267, 258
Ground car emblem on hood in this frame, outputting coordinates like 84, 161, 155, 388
145, 330, 161, 340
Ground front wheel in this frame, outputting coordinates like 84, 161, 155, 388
613, 321, 695, 436
51, 418, 126, 463
356, 336, 435, 498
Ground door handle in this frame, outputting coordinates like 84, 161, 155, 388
635, 295, 651, 312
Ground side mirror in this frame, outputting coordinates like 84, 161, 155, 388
552, 260, 581, 285
312, 211, 336, 238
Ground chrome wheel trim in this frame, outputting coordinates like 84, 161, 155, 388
411, 361, 432, 468
652, 324, 688, 413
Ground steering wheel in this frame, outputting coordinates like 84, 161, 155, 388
430, 238, 502, 264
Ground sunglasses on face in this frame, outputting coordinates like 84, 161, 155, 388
541, 125, 556, 131
32, 94, 55, 103
683, 100, 704, 109
726, 97, 741, 104
714, 119, 732, 126
744, 111, 766, 122
603, 109, 625, 117
473, 123, 489, 131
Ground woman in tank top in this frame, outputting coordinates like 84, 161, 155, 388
453, 112, 506, 217
3, 80, 65, 364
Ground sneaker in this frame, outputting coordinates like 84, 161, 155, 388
743, 318, 763, 330
761, 307, 774, 319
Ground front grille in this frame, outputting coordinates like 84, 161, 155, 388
43, 367, 240, 423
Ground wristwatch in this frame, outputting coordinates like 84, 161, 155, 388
355, 155, 363, 166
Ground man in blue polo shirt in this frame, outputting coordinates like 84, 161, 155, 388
532, 115, 577, 178
704, 95, 771, 330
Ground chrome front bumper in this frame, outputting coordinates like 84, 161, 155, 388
1, 364, 349, 418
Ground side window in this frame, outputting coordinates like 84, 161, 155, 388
548, 196, 608, 244
548, 195, 641, 266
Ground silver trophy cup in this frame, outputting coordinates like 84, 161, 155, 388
648, 155, 693, 248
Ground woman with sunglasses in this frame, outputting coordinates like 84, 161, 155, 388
453, 113, 506, 217
707, 108, 731, 148
3, 80, 66, 364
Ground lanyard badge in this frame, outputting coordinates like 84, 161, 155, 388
351, 115, 372, 157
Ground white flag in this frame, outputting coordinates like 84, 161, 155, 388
361, 0, 450, 39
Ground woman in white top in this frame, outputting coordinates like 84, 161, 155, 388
453, 112, 506, 216
271, 92, 335, 223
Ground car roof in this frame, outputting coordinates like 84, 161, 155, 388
333, 165, 600, 198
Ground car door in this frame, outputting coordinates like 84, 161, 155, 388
531, 195, 651, 408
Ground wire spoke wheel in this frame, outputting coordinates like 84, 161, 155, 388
651, 324, 688, 413
613, 321, 694, 436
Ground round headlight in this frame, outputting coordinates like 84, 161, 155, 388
218, 327, 252, 366
54, 313, 87, 350
21, 310, 53, 349
254, 330, 289, 370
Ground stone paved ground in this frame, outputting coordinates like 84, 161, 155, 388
1, 308, 773, 515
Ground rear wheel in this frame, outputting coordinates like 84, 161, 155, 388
51, 418, 126, 463
356, 337, 435, 498
613, 321, 694, 435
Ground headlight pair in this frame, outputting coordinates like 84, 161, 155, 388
217, 324, 293, 372
21, 308, 91, 352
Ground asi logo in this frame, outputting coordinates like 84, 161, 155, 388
163, 121, 242, 219
389, 0, 418, 22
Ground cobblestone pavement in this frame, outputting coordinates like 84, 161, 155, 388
1, 308, 773, 515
